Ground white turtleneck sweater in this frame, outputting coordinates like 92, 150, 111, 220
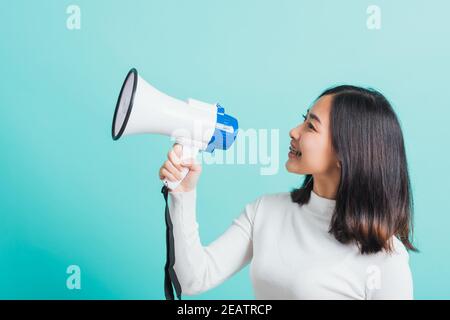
168, 188, 413, 299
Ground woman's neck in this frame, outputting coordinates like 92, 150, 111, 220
312, 169, 341, 200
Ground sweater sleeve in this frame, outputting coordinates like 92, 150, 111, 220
168, 188, 260, 296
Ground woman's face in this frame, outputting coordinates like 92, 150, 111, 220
285, 94, 340, 175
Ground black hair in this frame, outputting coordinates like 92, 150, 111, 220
291, 85, 417, 254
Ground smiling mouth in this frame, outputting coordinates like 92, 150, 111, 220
289, 145, 302, 157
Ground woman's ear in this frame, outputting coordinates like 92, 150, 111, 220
337, 161, 341, 169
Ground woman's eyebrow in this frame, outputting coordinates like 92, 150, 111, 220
306, 109, 322, 125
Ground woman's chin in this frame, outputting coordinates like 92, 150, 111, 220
285, 159, 303, 174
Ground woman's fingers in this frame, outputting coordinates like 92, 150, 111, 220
172, 143, 183, 158
164, 160, 183, 180
160, 143, 201, 184
160, 167, 177, 182
168, 148, 183, 171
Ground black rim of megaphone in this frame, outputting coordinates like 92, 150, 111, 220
111, 68, 138, 140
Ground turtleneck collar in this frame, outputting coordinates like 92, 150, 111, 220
306, 190, 336, 218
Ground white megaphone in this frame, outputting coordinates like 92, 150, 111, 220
111, 68, 239, 190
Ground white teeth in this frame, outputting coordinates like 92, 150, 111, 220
289, 146, 302, 157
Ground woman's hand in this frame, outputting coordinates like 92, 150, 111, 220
159, 143, 202, 193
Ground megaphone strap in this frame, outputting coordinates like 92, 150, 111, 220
161, 185, 183, 300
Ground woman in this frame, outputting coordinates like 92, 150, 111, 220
159, 85, 417, 299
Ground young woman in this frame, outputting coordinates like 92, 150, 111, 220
159, 85, 417, 299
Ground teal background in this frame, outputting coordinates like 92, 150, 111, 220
1, 0, 449, 299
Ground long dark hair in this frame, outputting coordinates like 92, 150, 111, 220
291, 85, 417, 254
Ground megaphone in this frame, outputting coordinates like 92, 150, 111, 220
111, 68, 239, 190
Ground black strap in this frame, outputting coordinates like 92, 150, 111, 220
161, 185, 182, 300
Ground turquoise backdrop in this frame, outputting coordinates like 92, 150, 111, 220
1, 0, 449, 299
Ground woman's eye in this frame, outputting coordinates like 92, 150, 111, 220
301, 113, 315, 131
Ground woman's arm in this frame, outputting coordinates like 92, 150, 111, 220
168, 188, 260, 296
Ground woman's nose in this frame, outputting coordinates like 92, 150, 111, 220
289, 125, 301, 140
